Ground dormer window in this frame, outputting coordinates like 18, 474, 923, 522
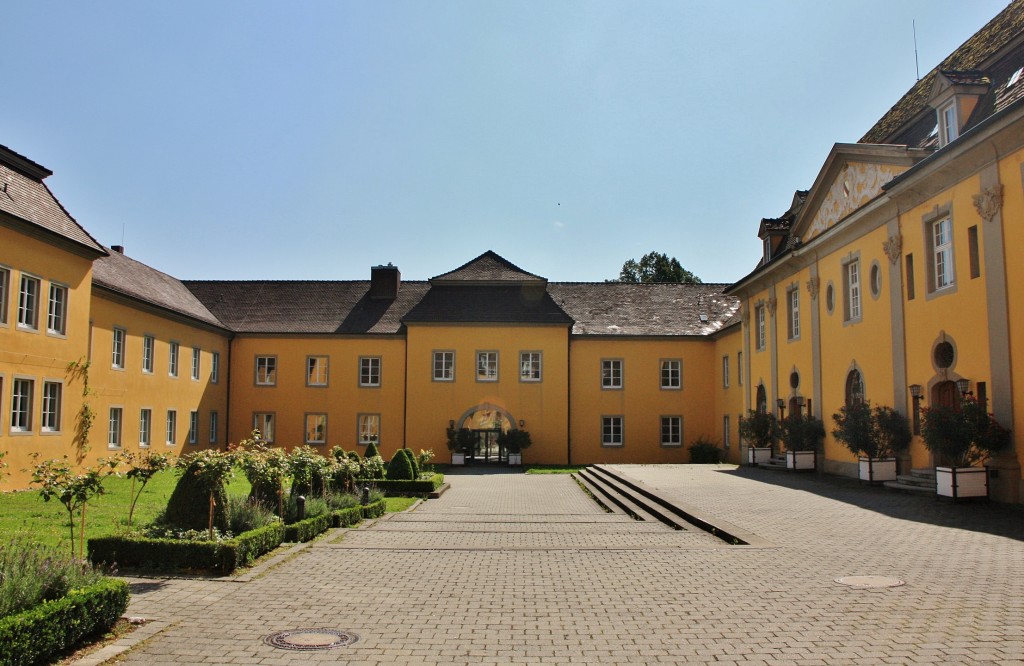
938, 101, 959, 147
763, 238, 771, 263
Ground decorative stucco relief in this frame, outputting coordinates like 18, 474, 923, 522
882, 234, 903, 264
806, 276, 820, 300
973, 184, 1003, 223
766, 297, 777, 317
806, 162, 907, 240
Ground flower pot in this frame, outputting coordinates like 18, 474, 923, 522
508, 453, 522, 466
747, 447, 772, 465
451, 452, 465, 466
935, 466, 988, 499
859, 457, 897, 483
785, 450, 816, 470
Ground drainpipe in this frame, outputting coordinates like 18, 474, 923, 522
566, 329, 572, 466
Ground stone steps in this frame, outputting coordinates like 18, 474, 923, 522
883, 468, 936, 495
576, 468, 679, 528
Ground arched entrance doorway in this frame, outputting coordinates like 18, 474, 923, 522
454, 404, 517, 464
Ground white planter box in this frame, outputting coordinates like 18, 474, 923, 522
859, 457, 897, 483
508, 453, 522, 466
786, 450, 816, 470
748, 447, 772, 465
936, 466, 988, 499
451, 452, 466, 466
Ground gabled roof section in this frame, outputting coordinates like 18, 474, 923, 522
0, 144, 105, 255
936, 69, 992, 88
184, 280, 430, 334
402, 285, 573, 325
861, 0, 1024, 144
93, 248, 226, 329
548, 283, 739, 336
430, 250, 547, 285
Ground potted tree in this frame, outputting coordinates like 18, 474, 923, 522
779, 414, 825, 470
832, 401, 910, 483
921, 397, 1010, 499
446, 425, 465, 465
500, 429, 532, 466
739, 410, 779, 465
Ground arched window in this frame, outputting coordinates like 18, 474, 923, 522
756, 385, 767, 413
845, 369, 864, 407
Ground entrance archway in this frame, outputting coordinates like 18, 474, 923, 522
454, 403, 518, 464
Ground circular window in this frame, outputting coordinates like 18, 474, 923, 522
870, 262, 882, 298
790, 371, 800, 389
825, 283, 835, 314
934, 341, 955, 369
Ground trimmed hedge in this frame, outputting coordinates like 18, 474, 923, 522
88, 522, 285, 573
0, 577, 129, 666
362, 498, 386, 519
284, 511, 333, 543
372, 474, 444, 495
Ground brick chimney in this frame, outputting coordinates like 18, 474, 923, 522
111, 245, 125, 254
369, 263, 400, 300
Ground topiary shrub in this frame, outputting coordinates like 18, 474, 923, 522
403, 447, 420, 478
364, 441, 381, 459
387, 450, 415, 480
164, 462, 228, 531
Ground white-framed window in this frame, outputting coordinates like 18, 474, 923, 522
188, 410, 198, 444
139, 409, 151, 447
166, 410, 177, 446
722, 356, 730, 388
46, 284, 67, 336
253, 412, 275, 443
520, 352, 542, 382
602, 359, 623, 389
305, 413, 327, 445
933, 217, 954, 290
209, 411, 218, 444
844, 260, 861, 322
476, 351, 498, 382
142, 335, 155, 373
10, 378, 33, 432
601, 415, 624, 447
191, 347, 201, 381
787, 287, 800, 340
737, 351, 743, 386
939, 100, 958, 147
358, 413, 380, 445
255, 356, 276, 385
360, 356, 381, 387
306, 356, 328, 386
755, 305, 766, 351
41, 381, 61, 433
168, 341, 179, 377
18, 274, 40, 330
211, 352, 220, 384
0, 266, 9, 325
433, 351, 455, 381
112, 328, 126, 369
723, 415, 731, 449
108, 407, 123, 448
661, 416, 682, 447
660, 359, 681, 390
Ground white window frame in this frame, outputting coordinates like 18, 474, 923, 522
0, 266, 9, 325
18, 274, 40, 330
255, 356, 276, 386
660, 415, 682, 447
10, 377, 33, 433
787, 287, 800, 340
306, 355, 329, 387
722, 355, 730, 389
358, 413, 380, 446
755, 305, 766, 351
723, 415, 731, 449
359, 356, 381, 387
433, 351, 455, 382
142, 335, 155, 373
939, 100, 958, 147
209, 411, 218, 444
476, 351, 498, 382
168, 341, 179, 377
601, 415, 624, 447
520, 351, 542, 382
112, 328, 126, 369
602, 359, 623, 389
660, 359, 681, 390
253, 412, 275, 443
108, 407, 123, 449
46, 283, 67, 336
191, 347, 201, 381
844, 260, 862, 322
188, 410, 198, 444
211, 351, 220, 384
139, 409, 151, 448
933, 217, 954, 291
305, 413, 328, 445
41, 380, 62, 433
166, 410, 177, 446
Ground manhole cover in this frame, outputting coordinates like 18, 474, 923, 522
834, 575, 905, 589
264, 629, 359, 651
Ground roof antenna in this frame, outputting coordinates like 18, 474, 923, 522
121, 223, 125, 246
913, 20, 920, 82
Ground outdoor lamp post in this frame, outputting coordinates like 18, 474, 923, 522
956, 377, 972, 398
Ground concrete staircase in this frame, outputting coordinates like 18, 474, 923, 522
760, 454, 789, 471
883, 468, 936, 495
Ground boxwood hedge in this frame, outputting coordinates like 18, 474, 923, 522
371, 474, 444, 495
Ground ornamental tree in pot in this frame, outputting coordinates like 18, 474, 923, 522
779, 415, 825, 470
738, 410, 779, 465
499, 429, 532, 466
446, 426, 474, 465
832, 401, 911, 483
921, 398, 1010, 498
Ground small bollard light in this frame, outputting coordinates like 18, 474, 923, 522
362, 486, 370, 506
296, 495, 306, 521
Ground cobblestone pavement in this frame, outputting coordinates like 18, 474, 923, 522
105, 466, 1024, 665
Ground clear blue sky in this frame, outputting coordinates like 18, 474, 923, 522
4, 1, 1008, 284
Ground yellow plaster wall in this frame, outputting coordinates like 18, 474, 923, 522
714, 326, 745, 464
774, 266, 815, 422
999, 151, 1024, 470
0, 228, 93, 489
404, 324, 570, 464
568, 337, 717, 464
745, 288, 773, 412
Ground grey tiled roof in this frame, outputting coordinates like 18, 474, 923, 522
403, 286, 573, 324
0, 145, 104, 253
93, 249, 226, 328
547, 283, 739, 336
183, 280, 431, 334
431, 251, 546, 284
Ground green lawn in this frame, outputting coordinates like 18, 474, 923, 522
384, 496, 418, 512
525, 465, 587, 474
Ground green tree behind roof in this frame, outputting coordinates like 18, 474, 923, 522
618, 251, 702, 284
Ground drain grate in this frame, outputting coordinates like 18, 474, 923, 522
264, 628, 359, 651
834, 575, 905, 589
